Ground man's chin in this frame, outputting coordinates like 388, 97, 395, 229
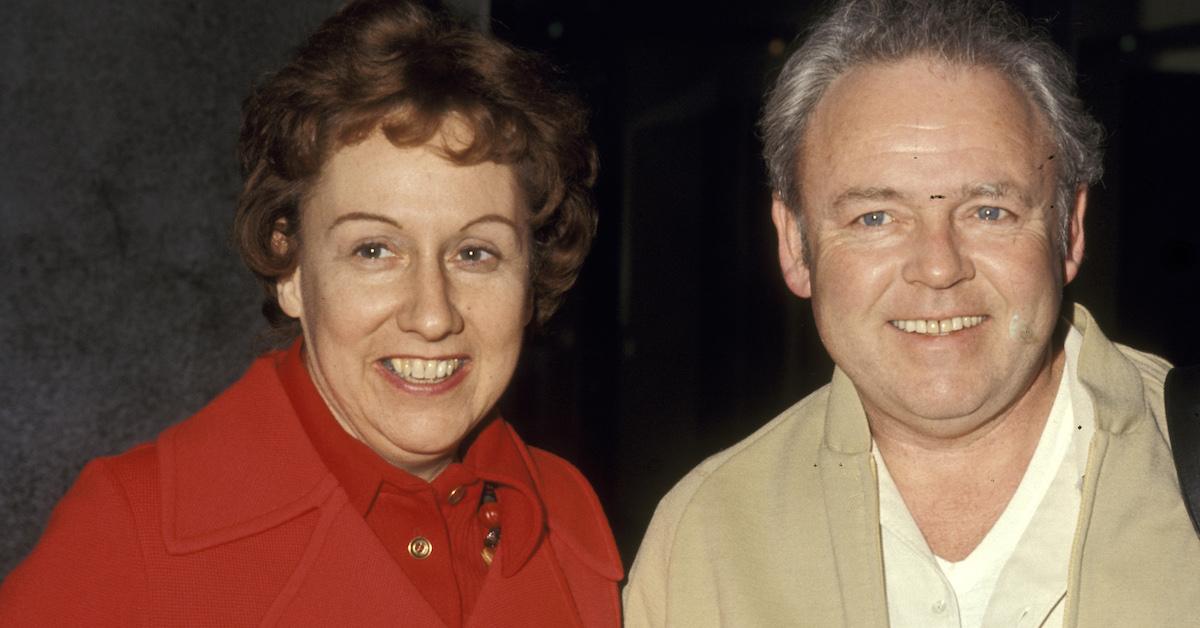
864, 392, 1000, 437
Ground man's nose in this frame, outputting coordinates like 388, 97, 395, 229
901, 220, 974, 289
396, 258, 464, 341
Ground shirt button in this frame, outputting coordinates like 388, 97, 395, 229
932, 599, 947, 613
447, 486, 466, 505
408, 536, 433, 560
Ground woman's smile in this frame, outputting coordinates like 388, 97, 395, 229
377, 356, 472, 394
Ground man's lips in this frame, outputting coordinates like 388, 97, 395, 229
889, 315, 988, 336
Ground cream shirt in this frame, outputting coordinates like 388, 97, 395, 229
874, 327, 1096, 628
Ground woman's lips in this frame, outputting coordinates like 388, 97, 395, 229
889, 315, 988, 335
377, 357, 471, 394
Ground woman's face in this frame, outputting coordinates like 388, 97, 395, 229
277, 127, 530, 479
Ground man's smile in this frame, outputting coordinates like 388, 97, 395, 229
889, 315, 988, 335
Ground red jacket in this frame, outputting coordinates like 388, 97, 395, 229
0, 354, 623, 627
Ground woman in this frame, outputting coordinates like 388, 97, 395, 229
0, 1, 621, 625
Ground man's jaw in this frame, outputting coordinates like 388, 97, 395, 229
889, 315, 988, 336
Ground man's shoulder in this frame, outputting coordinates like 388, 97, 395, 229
1114, 342, 1172, 391
1072, 304, 1174, 434
623, 382, 841, 626
1112, 341, 1172, 438
648, 382, 833, 532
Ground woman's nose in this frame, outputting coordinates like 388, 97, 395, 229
397, 259, 464, 340
901, 220, 975, 289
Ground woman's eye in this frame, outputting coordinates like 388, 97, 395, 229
353, 243, 393, 259
457, 246, 497, 264
977, 206, 1007, 221
859, 211, 892, 227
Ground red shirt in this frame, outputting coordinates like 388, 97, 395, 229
278, 342, 540, 627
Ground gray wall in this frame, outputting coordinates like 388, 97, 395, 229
1, 0, 338, 577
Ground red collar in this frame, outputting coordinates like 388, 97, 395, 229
277, 340, 547, 576
156, 347, 618, 582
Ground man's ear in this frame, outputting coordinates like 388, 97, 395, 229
272, 224, 304, 319
1063, 185, 1087, 285
772, 197, 813, 298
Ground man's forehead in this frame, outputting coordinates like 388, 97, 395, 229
806, 57, 1048, 142
796, 57, 1056, 204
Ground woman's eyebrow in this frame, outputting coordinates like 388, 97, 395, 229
460, 214, 520, 232
328, 212, 401, 232
460, 214, 525, 251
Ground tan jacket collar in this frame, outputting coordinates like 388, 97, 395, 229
1068, 304, 1149, 434
823, 367, 872, 454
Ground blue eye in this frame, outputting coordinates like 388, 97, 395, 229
860, 211, 891, 227
977, 206, 1006, 221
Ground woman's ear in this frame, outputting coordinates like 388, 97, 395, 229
272, 219, 304, 319
277, 267, 304, 319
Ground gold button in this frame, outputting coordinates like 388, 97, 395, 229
408, 536, 432, 560
447, 486, 466, 505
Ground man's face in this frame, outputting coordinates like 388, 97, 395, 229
772, 57, 1085, 437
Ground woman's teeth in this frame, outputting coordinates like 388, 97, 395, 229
890, 315, 986, 335
385, 358, 465, 383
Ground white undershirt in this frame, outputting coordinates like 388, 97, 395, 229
874, 327, 1094, 628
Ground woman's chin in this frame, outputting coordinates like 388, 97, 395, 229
366, 420, 477, 470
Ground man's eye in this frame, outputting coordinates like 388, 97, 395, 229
353, 243, 393, 259
977, 206, 1007, 221
859, 211, 892, 227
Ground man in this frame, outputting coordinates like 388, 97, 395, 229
623, 0, 1200, 626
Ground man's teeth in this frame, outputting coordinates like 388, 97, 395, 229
385, 358, 465, 382
890, 315, 986, 335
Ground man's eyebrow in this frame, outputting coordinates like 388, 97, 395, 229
831, 186, 907, 209
328, 212, 401, 231
964, 182, 1011, 198
961, 181, 1033, 206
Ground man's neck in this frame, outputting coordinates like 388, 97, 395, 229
870, 345, 1067, 561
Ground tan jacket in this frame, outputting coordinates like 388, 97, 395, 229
624, 306, 1200, 626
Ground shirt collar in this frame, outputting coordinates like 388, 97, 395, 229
276, 340, 547, 575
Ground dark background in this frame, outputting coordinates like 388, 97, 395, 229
2, 0, 1198, 578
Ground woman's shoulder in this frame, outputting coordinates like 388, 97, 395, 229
0, 449, 154, 623
523, 445, 624, 582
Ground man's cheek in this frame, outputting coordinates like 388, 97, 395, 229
1008, 312, 1039, 344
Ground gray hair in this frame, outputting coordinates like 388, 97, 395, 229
760, 0, 1103, 255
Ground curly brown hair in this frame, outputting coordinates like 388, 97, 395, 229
233, 0, 598, 339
